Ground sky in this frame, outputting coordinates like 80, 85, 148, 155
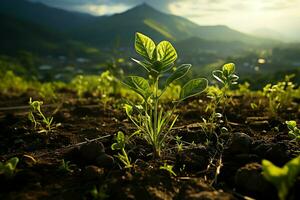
29, 0, 300, 41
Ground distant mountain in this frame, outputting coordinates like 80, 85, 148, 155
71, 3, 276, 47
0, 0, 95, 30
251, 28, 286, 41
0, 0, 279, 54
175, 37, 248, 57
0, 14, 99, 56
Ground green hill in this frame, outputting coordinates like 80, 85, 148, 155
0, 14, 100, 56
0, 0, 95, 30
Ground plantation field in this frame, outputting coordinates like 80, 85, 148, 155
0, 58, 300, 199
0, 72, 300, 200
0, 33, 300, 200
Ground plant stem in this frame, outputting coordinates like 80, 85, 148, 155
153, 77, 159, 156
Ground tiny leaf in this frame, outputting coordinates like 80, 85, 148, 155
212, 70, 225, 84
131, 58, 151, 72
222, 63, 235, 76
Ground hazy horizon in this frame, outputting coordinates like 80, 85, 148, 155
28, 0, 300, 42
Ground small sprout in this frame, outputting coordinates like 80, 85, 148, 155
285, 120, 300, 141
263, 78, 295, 116
175, 136, 183, 153
0, 157, 19, 178
58, 159, 75, 173
28, 97, 59, 134
111, 131, 132, 169
212, 63, 239, 87
262, 155, 300, 200
160, 163, 177, 176
250, 103, 258, 110
207, 63, 239, 133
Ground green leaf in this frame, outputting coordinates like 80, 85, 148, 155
286, 120, 296, 130
165, 64, 191, 87
179, 78, 208, 101
155, 41, 177, 70
212, 70, 225, 84
7, 157, 19, 170
262, 155, 300, 200
222, 63, 235, 76
123, 76, 151, 100
124, 104, 133, 117
111, 143, 119, 150
135, 32, 156, 61
111, 132, 126, 150
131, 58, 151, 72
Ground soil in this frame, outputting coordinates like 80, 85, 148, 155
0, 92, 299, 200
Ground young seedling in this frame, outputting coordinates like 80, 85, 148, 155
0, 157, 19, 179
210, 63, 239, 130
123, 32, 208, 157
263, 75, 295, 116
160, 163, 177, 176
262, 155, 300, 200
212, 63, 239, 110
58, 159, 75, 173
111, 131, 132, 168
28, 97, 58, 134
285, 121, 300, 141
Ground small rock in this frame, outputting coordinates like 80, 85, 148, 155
83, 165, 104, 180
79, 141, 105, 163
252, 141, 270, 157
176, 146, 209, 172
235, 162, 276, 199
96, 154, 115, 168
64, 146, 80, 161
265, 142, 289, 165
226, 132, 253, 154
233, 154, 260, 164
248, 121, 270, 130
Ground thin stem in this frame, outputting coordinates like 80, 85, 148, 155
153, 77, 159, 152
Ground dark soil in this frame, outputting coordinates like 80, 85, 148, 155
0, 93, 299, 200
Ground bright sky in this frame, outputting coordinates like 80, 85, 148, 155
30, 0, 300, 41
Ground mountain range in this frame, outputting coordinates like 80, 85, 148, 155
0, 0, 279, 56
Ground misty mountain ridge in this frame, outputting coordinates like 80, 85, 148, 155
0, 0, 280, 55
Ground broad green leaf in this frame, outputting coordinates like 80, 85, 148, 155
222, 63, 235, 76
123, 76, 151, 100
135, 32, 156, 61
165, 64, 191, 87
156, 41, 177, 70
179, 78, 208, 101
262, 155, 300, 200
